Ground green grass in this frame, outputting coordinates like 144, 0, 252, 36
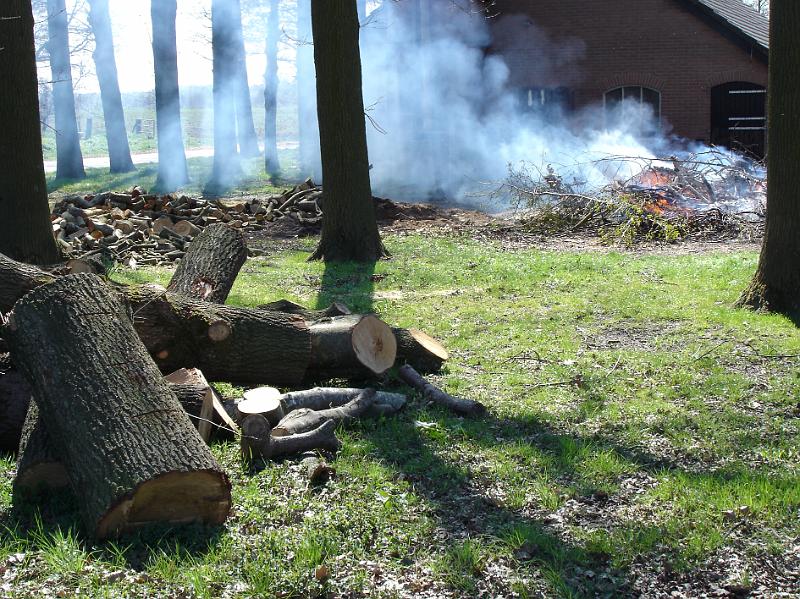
1, 235, 798, 597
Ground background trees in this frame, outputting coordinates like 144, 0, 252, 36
263, 0, 281, 174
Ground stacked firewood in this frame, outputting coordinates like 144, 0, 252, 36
0, 225, 480, 539
50, 179, 324, 266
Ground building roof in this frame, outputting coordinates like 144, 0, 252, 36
681, 0, 769, 52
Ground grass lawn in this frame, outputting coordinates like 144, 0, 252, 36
1, 234, 799, 597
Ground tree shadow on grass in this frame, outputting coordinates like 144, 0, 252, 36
313, 259, 378, 314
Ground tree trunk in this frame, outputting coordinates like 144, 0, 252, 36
0, 354, 31, 453
152, 0, 189, 190
392, 327, 449, 373
231, 0, 260, 158
0, 0, 61, 265
87, 0, 135, 174
263, 0, 281, 174
209, 0, 243, 190
46, 0, 85, 180
737, 2, 800, 315
167, 224, 248, 303
296, 0, 320, 179
307, 315, 396, 380
309, 0, 386, 262
4, 275, 231, 538
14, 400, 68, 495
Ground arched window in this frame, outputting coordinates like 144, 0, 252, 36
604, 86, 661, 121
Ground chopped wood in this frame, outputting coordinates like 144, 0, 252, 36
240, 415, 340, 461
397, 364, 487, 417
237, 387, 284, 426
392, 327, 449, 373
3, 274, 232, 538
0, 354, 30, 452
272, 388, 376, 437
308, 315, 397, 380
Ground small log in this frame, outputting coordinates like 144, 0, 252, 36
4, 275, 232, 538
272, 388, 375, 437
240, 416, 340, 461
397, 365, 487, 417
172, 220, 202, 238
393, 328, 449, 373
151, 215, 174, 235
302, 455, 336, 485
237, 387, 284, 426
167, 224, 247, 303
307, 315, 397, 380
0, 354, 31, 452
279, 387, 406, 417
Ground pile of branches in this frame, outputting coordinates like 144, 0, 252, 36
51, 179, 324, 266
0, 224, 484, 540
499, 148, 766, 245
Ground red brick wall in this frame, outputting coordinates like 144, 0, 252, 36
489, 0, 768, 142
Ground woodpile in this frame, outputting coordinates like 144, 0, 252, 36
0, 221, 486, 539
50, 179, 324, 266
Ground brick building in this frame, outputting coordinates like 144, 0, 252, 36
487, 0, 769, 155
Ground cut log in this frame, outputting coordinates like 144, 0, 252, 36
279, 387, 406, 417
3, 274, 232, 538
307, 315, 396, 380
259, 299, 352, 320
167, 224, 247, 303
240, 415, 340, 461
172, 220, 202, 238
397, 365, 487, 417
13, 401, 68, 494
393, 328, 449, 373
272, 388, 375, 437
238, 387, 284, 425
0, 354, 30, 452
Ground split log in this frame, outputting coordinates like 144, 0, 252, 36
0, 354, 30, 452
237, 387, 284, 425
3, 274, 231, 538
13, 401, 68, 494
240, 416, 340, 461
392, 327, 449, 373
167, 224, 248, 303
307, 315, 396, 380
398, 365, 487, 417
279, 387, 406, 417
272, 388, 375, 436
259, 299, 352, 320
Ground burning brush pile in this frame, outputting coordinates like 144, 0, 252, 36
503, 148, 766, 244
51, 179, 324, 266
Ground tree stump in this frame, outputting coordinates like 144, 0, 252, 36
3, 274, 231, 538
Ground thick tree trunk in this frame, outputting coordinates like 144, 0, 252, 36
46, 0, 85, 180
309, 0, 386, 262
231, 0, 261, 158
87, 0, 135, 174
167, 224, 248, 303
296, 0, 320, 179
0, 0, 61, 265
152, 0, 189, 190
0, 355, 30, 453
209, 0, 243, 190
263, 0, 281, 174
307, 315, 397, 380
4, 275, 231, 538
737, 2, 800, 315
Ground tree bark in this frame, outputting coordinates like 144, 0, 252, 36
392, 327, 449, 373
296, 0, 320, 179
241, 415, 340, 461
167, 224, 248, 303
209, 0, 243, 190
231, 0, 261, 158
152, 0, 189, 190
272, 388, 375, 436
307, 315, 396, 380
0, 0, 61, 265
737, 1, 800, 315
0, 354, 30, 453
14, 400, 69, 495
263, 0, 281, 174
46, 0, 85, 180
87, 0, 135, 174
309, 0, 386, 262
3, 275, 231, 538
279, 387, 406, 416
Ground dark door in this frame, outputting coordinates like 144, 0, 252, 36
711, 82, 766, 158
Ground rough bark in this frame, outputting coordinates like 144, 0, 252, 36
152, 0, 189, 190
308, 0, 386, 262
0, 0, 61, 265
737, 2, 800, 315
3, 275, 231, 538
46, 0, 85, 180
209, 0, 243, 189
272, 388, 375, 436
87, 0, 135, 173
263, 0, 281, 173
398, 364, 487, 417
296, 0, 320, 179
241, 415, 340, 461
307, 315, 396, 380
0, 253, 57, 313
231, 0, 260, 158
0, 355, 30, 453
167, 224, 248, 303
13, 401, 68, 495
279, 387, 406, 416
392, 327, 449, 373
258, 299, 352, 320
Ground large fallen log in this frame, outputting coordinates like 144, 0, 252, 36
13, 401, 67, 494
3, 274, 232, 538
307, 315, 396, 380
166, 224, 247, 303
272, 388, 375, 436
